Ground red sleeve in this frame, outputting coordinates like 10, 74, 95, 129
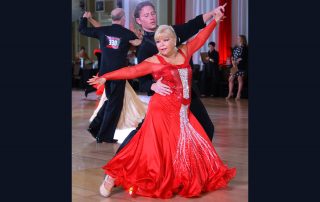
95, 85, 104, 95
99, 61, 164, 80
186, 19, 217, 57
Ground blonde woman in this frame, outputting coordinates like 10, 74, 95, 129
89, 4, 235, 199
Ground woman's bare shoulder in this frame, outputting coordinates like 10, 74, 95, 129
178, 44, 188, 55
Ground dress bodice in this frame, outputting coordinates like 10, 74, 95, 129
152, 49, 192, 105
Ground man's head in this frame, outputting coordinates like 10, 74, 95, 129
111, 8, 125, 26
80, 46, 85, 53
208, 42, 216, 51
134, 1, 157, 32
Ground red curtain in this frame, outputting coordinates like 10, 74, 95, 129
218, 0, 232, 64
175, 0, 186, 24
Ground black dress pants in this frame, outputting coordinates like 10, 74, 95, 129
91, 80, 126, 141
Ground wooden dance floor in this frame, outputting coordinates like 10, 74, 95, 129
72, 90, 248, 202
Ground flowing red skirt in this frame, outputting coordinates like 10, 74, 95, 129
103, 94, 236, 198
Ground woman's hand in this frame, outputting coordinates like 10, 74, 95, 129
212, 3, 226, 16
134, 29, 143, 39
87, 76, 106, 88
214, 3, 226, 22
231, 59, 237, 66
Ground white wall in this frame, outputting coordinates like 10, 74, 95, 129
232, 0, 249, 46
156, 0, 168, 25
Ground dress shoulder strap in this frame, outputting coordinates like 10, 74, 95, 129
155, 54, 168, 65
178, 48, 187, 60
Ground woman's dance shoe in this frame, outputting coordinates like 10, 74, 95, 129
99, 175, 114, 197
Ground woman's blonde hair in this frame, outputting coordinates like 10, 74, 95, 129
154, 25, 177, 43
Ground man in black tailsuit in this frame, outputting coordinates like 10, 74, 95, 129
115, 1, 226, 152
79, 8, 138, 143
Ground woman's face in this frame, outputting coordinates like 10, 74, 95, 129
156, 34, 176, 56
237, 36, 243, 46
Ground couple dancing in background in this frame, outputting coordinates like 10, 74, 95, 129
88, 3, 236, 199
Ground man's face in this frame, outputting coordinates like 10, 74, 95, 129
209, 45, 214, 51
136, 6, 157, 32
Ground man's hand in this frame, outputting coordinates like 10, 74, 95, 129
129, 39, 142, 46
83, 11, 93, 19
151, 77, 172, 96
87, 76, 106, 88
86, 11, 92, 19
83, 11, 89, 18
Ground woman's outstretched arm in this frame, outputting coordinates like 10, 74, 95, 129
185, 4, 226, 56
88, 60, 165, 87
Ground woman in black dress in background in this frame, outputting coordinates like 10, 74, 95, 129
226, 35, 248, 100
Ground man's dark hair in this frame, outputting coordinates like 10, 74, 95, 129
134, 1, 155, 19
208, 42, 216, 47
80, 46, 85, 50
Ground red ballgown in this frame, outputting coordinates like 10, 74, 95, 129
99, 19, 236, 198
